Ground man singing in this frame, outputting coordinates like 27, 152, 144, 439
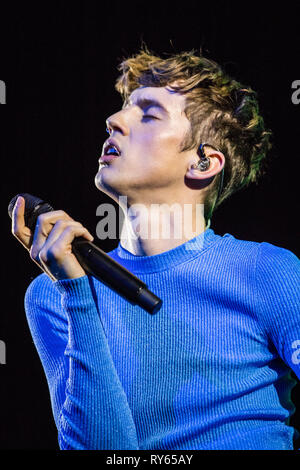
12, 45, 300, 450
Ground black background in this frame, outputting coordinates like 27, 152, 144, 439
0, 1, 299, 450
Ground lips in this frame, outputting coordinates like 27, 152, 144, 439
99, 154, 120, 163
99, 139, 122, 164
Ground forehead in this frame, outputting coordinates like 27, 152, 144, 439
127, 86, 186, 114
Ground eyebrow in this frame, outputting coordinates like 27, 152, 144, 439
123, 97, 170, 117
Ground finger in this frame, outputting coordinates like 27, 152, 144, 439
12, 196, 25, 233
51, 223, 94, 253
11, 196, 32, 249
39, 224, 94, 265
30, 210, 74, 259
41, 220, 92, 251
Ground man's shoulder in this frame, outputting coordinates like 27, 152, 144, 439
256, 240, 299, 277
209, 231, 261, 264
211, 231, 299, 276
218, 231, 298, 260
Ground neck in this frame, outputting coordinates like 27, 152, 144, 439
119, 201, 207, 256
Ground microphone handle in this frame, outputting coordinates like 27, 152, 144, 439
7, 193, 162, 314
72, 237, 162, 314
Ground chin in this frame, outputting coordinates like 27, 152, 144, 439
94, 169, 104, 190
94, 169, 111, 192
94, 171, 122, 203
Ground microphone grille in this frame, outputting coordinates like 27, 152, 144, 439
8, 193, 54, 231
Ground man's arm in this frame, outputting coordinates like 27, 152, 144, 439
255, 242, 300, 378
13, 196, 139, 449
25, 273, 139, 450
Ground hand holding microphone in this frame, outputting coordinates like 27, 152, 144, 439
11, 195, 94, 281
9, 193, 162, 314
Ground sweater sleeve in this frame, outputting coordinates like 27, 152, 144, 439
255, 242, 300, 378
24, 273, 139, 450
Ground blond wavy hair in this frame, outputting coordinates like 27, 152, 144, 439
115, 44, 272, 223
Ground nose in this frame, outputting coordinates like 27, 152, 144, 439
106, 109, 130, 136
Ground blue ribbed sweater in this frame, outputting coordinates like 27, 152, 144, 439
24, 228, 300, 450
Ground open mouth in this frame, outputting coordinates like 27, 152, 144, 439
104, 144, 121, 156
100, 142, 122, 163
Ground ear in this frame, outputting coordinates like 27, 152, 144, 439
186, 148, 225, 181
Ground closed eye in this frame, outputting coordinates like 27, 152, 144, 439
142, 115, 159, 120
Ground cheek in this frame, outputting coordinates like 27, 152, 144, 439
134, 125, 183, 157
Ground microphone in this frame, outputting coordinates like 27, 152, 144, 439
8, 193, 162, 314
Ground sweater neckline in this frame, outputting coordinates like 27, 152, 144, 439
109, 228, 221, 274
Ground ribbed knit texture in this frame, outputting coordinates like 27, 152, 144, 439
24, 228, 300, 450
